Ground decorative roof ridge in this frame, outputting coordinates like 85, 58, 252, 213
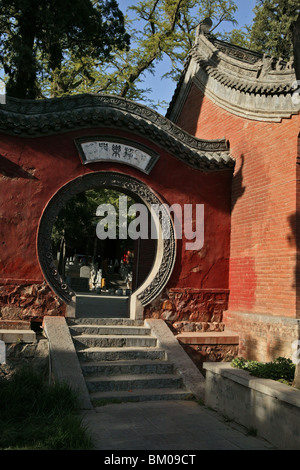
207, 35, 295, 73
190, 33, 296, 95
166, 31, 299, 122
206, 36, 263, 65
0, 93, 234, 171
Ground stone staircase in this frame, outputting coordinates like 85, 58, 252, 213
67, 317, 193, 405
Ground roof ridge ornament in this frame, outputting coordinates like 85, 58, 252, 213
195, 18, 213, 46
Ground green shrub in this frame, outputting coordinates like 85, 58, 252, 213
231, 356, 295, 384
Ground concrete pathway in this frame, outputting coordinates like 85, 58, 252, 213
81, 399, 276, 450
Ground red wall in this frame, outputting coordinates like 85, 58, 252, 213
0, 125, 232, 321
176, 83, 300, 319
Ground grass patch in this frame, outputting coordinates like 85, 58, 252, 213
0, 365, 93, 450
231, 356, 295, 385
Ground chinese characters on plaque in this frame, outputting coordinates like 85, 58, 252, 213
79, 140, 158, 173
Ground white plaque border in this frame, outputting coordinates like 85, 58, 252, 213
75, 136, 160, 175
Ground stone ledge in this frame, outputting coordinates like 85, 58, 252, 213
204, 362, 300, 407
0, 329, 36, 343
42, 316, 93, 410
204, 362, 300, 449
145, 318, 206, 401
176, 331, 239, 345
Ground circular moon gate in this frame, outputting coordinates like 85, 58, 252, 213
37, 172, 176, 317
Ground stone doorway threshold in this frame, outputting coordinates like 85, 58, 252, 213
75, 293, 129, 318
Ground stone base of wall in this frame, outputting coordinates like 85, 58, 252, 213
144, 288, 233, 370
144, 287, 229, 324
166, 320, 238, 371
0, 335, 49, 380
223, 310, 300, 362
169, 320, 225, 334
0, 281, 66, 324
0, 320, 31, 330
180, 343, 239, 371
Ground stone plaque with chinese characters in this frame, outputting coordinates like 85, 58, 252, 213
75, 137, 159, 174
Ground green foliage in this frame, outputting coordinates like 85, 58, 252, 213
249, 0, 299, 58
52, 188, 135, 249
0, 0, 238, 105
52, 189, 99, 251
3, 0, 298, 105
218, 26, 252, 49
221, 0, 300, 58
231, 356, 296, 384
0, 0, 130, 99
0, 365, 93, 449
93, 0, 238, 101
51, 188, 136, 272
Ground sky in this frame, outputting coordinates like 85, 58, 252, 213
118, 0, 257, 114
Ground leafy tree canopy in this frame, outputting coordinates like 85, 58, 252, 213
250, 0, 299, 58
0, 0, 238, 104
68, 0, 238, 105
1, 0, 298, 107
220, 0, 300, 59
51, 188, 136, 253
0, 0, 130, 98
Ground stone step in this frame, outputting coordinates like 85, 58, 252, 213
80, 359, 175, 376
77, 346, 167, 362
85, 373, 184, 393
67, 318, 144, 326
68, 317, 194, 404
90, 388, 193, 405
73, 334, 157, 349
69, 324, 151, 336
176, 330, 239, 345
0, 329, 36, 343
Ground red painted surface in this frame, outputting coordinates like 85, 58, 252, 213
0, 126, 232, 321
176, 83, 300, 319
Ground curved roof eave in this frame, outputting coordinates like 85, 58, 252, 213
167, 33, 299, 123
0, 93, 234, 172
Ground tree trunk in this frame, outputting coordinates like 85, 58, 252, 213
7, 5, 38, 99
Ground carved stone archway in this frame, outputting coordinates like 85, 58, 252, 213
37, 171, 176, 320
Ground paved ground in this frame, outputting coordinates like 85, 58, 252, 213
81, 399, 276, 450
